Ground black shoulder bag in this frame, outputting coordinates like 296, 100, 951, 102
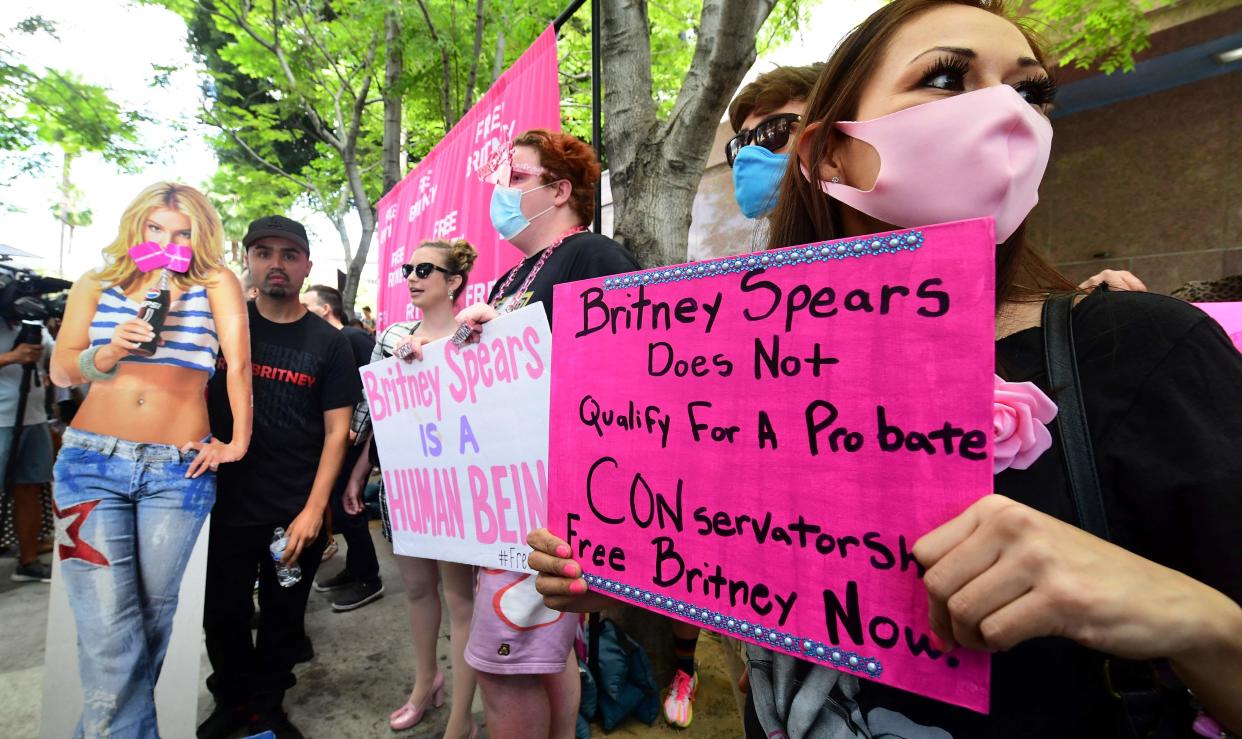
1042, 293, 1194, 738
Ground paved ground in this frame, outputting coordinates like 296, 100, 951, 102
0, 526, 747, 738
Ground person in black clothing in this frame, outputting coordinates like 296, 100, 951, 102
524, 2, 1242, 736
456, 128, 640, 739
200, 216, 361, 739
300, 283, 385, 611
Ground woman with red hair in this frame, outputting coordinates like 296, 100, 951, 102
456, 129, 640, 738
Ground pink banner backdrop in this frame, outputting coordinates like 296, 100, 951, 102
1194, 302, 1242, 352
548, 219, 997, 712
374, 26, 561, 330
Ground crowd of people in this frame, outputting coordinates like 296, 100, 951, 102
7, 0, 1238, 738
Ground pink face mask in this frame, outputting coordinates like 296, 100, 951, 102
817, 85, 1053, 243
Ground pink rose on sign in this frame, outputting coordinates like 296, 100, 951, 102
993, 374, 1058, 474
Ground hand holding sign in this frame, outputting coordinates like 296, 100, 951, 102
915, 494, 1242, 664
548, 219, 997, 711
363, 304, 552, 571
528, 528, 618, 612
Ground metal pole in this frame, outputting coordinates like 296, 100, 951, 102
553, 0, 588, 32
590, 0, 603, 235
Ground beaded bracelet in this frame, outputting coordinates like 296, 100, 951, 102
78, 345, 119, 383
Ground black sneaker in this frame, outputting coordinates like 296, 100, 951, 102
331, 579, 385, 612
11, 560, 51, 583
197, 702, 250, 739
313, 567, 356, 593
247, 707, 304, 739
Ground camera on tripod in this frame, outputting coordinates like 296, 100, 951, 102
0, 264, 71, 324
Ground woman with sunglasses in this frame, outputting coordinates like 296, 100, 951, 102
527, 1, 1242, 736
342, 239, 481, 738
726, 65, 819, 229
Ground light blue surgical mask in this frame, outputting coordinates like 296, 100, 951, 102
732, 146, 789, 219
489, 182, 556, 241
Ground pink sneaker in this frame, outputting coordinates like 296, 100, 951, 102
662, 669, 698, 728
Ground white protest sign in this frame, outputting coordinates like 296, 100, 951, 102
362, 304, 550, 571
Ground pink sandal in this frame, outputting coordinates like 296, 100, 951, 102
389, 671, 445, 731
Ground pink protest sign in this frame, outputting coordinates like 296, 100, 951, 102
1195, 302, 1242, 352
374, 26, 560, 330
548, 218, 996, 712
363, 305, 551, 571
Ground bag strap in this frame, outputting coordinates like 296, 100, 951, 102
1041, 293, 1111, 541
1042, 292, 1171, 738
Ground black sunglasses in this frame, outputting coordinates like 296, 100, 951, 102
401, 262, 455, 279
724, 112, 802, 167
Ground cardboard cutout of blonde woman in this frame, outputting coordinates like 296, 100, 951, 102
47, 182, 251, 737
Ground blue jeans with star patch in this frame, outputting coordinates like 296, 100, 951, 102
52, 428, 215, 739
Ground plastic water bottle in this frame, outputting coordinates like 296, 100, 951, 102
270, 527, 302, 587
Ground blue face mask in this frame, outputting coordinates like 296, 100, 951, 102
489, 182, 555, 241
732, 146, 789, 219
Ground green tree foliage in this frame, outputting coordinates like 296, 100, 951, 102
1030, 0, 1158, 73
1, 19, 142, 180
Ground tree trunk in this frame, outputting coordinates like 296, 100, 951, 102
382, 9, 404, 196
57, 152, 73, 277
343, 154, 377, 315
602, 0, 777, 268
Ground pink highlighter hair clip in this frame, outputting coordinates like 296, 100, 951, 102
128, 241, 193, 273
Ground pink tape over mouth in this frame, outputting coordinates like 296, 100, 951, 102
128, 241, 193, 273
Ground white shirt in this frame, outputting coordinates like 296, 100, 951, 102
0, 321, 54, 428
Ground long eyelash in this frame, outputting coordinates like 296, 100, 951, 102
1017, 75, 1059, 104
920, 55, 971, 84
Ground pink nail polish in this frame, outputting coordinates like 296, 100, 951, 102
569, 580, 587, 594
555, 544, 571, 558
561, 563, 577, 577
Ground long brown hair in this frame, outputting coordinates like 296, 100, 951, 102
766, 0, 1076, 310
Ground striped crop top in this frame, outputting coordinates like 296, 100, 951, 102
88, 284, 219, 375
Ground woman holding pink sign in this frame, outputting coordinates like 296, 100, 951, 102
527, 1, 1242, 737
342, 238, 482, 736
48, 182, 252, 737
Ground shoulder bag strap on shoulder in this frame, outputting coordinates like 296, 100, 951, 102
1042, 292, 1175, 738
1041, 292, 1110, 541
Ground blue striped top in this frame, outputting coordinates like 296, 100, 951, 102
88, 285, 219, 376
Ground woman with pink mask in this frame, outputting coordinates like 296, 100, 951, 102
525, 1, 1242, 736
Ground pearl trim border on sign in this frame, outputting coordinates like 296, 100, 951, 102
600, 230, 925, 293
582, 573, 885, 679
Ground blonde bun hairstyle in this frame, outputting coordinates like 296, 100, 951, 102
420, 238, 478, 298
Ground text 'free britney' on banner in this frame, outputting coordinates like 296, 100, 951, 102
364, 305, 551, 571
374, 26, 560, 331
548, 218, 996, 712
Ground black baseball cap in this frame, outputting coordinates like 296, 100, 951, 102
243, 215, 310, 255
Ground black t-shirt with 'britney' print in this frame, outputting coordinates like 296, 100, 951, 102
208, 300, 361, 527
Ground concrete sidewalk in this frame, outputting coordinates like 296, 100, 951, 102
0, 526, 745, 738
0, 526, 485, 739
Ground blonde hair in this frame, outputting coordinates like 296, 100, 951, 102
94, 182, 226, 291
419, 238, 479, 294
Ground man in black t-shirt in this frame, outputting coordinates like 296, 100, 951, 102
200, 216, 361, 739
300, 284, 384, 611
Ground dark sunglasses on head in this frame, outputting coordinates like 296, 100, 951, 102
725, 112, 802, 167
401, 262, 455, 279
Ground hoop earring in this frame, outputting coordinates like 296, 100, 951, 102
830, 176, 841, 184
